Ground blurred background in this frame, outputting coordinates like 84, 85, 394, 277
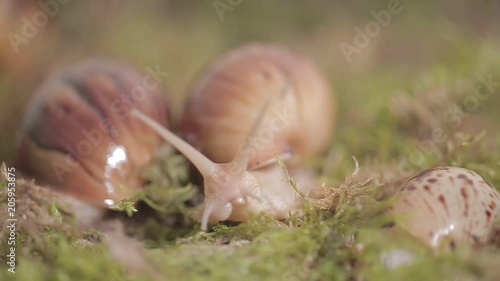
1, 0, 500, 165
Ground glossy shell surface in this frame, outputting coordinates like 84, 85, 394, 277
391, 166, 500, 247
15, 59, 169, 207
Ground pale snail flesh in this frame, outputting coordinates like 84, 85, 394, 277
15, 59, 169, 208
180, 43, 335, 170
133, 44, 335, 231
132, 107, 315, 231
390, 166, 500, 248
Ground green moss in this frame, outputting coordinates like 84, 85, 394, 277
1, 235, 134, 281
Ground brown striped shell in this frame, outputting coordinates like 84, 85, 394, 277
15, 59, 169, 208
390, 166, 500, 248
181, 44, 335, 169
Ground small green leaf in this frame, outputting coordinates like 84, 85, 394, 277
111, 199, 138, 217
49, 202, 63, 222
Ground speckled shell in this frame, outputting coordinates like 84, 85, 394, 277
181, 44, 335, 169
15, 59, 169, 208
390, 166, 500, 248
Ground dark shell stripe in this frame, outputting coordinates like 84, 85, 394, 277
16, 59, 169, 207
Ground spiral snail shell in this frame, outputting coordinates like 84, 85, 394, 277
181, 44, 335, 169
15, 59, 169, 208
390, 166, 500, 248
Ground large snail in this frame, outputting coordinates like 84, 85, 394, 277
15, 59, 169, 209
133, 44, 336, 231
390, 166, 500, 248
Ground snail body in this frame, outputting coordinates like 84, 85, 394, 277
15, 59, 169, 208
133, 43, 335, 231
133, 109, 318, 231
390, 166, 500, 248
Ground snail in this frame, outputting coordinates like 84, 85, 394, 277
15, 59, 169, 210
133, 43, 335, 231
389, 166, 500, 248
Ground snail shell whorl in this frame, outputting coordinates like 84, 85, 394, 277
181, 44, 335, 169
15, 59, 169, 207
391, 166, 500, 248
